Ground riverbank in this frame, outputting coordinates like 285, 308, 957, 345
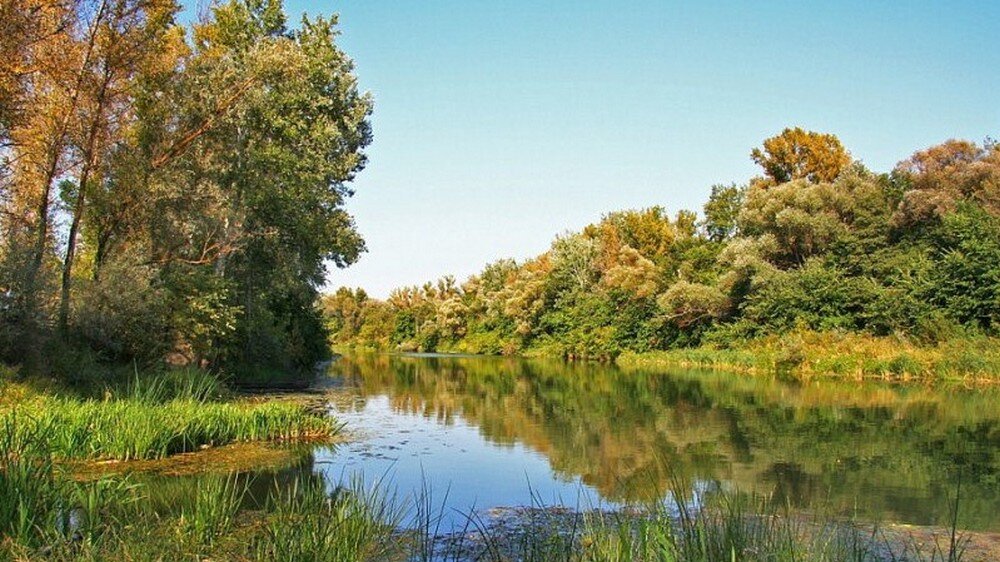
2, 452, 989, 562
0, 365, 347, 558
4, 357, 997, 560
617, 332, 1000, 384
0, 367, 337, 464
337, 330, 1000, 384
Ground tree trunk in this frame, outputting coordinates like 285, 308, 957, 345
21, 0, 107, 330
59, 68, 110, 333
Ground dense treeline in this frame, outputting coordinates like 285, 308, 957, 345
326, 129, 1000, 360
1, 0, 371, 377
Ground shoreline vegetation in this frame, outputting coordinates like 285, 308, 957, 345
3, 0, 996, 559
325, 130, 1000, 386
0, 429, 981, 562
3, 358, 990, 560
0, 366, 337, 464
617, 332, 1000, 384
339, 330, 1000, 385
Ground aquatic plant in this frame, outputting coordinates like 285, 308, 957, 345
0, 416, 61, 548
254, 476, 404, 562
618, 331, 1000, 383
1, 397, 335, 461
178, 473, 249, 548
120, 368, 226, 404
436, 486, 970, 562
0, 416, 138, 552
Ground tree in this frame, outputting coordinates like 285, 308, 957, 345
893, 139, 1000, 227
2, 0, 100, 361
738, 179, 851, 267
657, 280, 728, 331
751, 127, 851, 185
58, 0, 181, 332
924, 203, 1000, 330
702, 183, 745, 242
1, 0, 373, 376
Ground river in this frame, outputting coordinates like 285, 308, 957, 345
143, 352, 1000, 535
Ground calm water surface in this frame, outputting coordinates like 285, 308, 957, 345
141, 353, 1000, 533
306, 353, 1000, 532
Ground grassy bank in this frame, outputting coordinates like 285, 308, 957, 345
4, 399, 332, 462
617, 331, 1000, 383
0, 367, 336, 462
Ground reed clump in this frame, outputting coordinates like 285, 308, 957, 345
3, 397, 333, 462
0, 368, 335, 462
432, 488, 968, 562
254, 476, 404, 562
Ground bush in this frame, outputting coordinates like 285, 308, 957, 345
72, 260, 170, 363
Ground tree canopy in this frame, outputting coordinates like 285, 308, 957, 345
1, 0, 371, 377
327, 130, 1000, 359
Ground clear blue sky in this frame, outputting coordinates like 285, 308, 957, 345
188, 1, 999, 298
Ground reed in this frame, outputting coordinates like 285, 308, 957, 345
430, 482, 970, 562
2, 397, 335, 461
0, 416, 139, 553
119, 367, 226, 404
178, 474, 249, 548
0, 416, 62, 548
0, 470, 972, 561
253, 476, 405, 562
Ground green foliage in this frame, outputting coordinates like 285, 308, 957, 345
254, 477, 402, 562
0, 0, 372, 385
0, 416, 140, 551
622, 331, 1000, 382
702, 183, 746, 242
327, 133, 998, 370
71, 259, 171, 363
2, 394, 334, 461
179, 474, 249, 548
924, 203, 1000, 330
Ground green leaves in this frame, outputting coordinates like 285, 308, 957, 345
924, 204, 1000, 330
327, 134, 1000, 358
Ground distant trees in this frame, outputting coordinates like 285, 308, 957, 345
893, 139, 1000, 226
702, 184, 745, 242
327, 131, 1000, 358
750, 127, 852, 185
1, 0, 371, 377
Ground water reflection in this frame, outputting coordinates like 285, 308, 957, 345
320, 353, 1000, 531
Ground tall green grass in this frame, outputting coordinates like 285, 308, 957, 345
254, 476, 405, 562
0, 468, 973, 562
3, 398, 333, 461
120, 367, 226, 404
0, 369, 335, 462
179, 474, 249, 548
437, 488, 969, 562
0, 370, 976, 561
0, 416, 62, 548
0, 416, 139, 553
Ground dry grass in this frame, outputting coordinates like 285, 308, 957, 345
618, 331, 1000, 384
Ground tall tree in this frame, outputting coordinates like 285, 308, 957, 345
751, 127, 851, 186
1, 0, 92, 359
58, 0, 180, 332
